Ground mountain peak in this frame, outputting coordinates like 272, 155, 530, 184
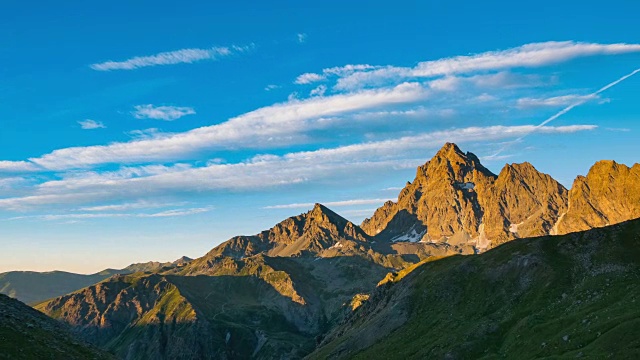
308, 203, 348, 227
434, 142, 465, 160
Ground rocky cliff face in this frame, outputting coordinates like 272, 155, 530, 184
481, 162, 568, 246
362, 143, 638, 250
362, 143, 496, 244
202, 203, 370, 260
555, 160, 640, 235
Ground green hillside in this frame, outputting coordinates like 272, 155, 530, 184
310, 218, 640, 359
0, 294, 113, 360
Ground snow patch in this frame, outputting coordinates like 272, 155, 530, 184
391, 227, 426, 243
330, 242, 344, 249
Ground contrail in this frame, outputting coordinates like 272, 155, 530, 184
489, 68, 640, 159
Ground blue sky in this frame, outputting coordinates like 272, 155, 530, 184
1, 0, 639, 273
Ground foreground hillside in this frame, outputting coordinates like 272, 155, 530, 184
310, 218, 640, 359
0, 294, 113, 360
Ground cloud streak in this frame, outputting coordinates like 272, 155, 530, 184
264, 198, 394, 209
0, 124, 596, 210
26, 82, 428, 170
133, 104, 196, 121
90, 45, 252, 71
78, 119, 106, 129
299, 41, 640, 90
9, 207, 212, 221
489, 68, 640, 158
516, 94, 602, 108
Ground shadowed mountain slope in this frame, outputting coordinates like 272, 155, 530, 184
309, 218, 640, 359
0, 294, 113, 360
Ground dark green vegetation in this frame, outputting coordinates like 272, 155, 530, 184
310, 218, 640, 359
0, 257, 192, 304
0, 294, 113, 360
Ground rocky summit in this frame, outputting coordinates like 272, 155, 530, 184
362, 142, 640, 251
31, 143, 640, 360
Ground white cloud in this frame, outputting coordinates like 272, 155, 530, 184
413, 41, 640, 77
295, 72, 325, 84
78, 119, 106, 129
0, 124, 596, 210
0, 161, 40, 173
265, 84, 280, 91
297, 33, 307, 43
11, 207, 212, 221
126, 128, 164, 140
79, 200, 187, 212
133, 104, 196, 121
309, 85, 327, 97
27, 82, 428, 170
90, 45, 252, 71
313, 41, 640, 90
517, 94, 601, 108
264, 198, 394, 209
295, 64, 378, 85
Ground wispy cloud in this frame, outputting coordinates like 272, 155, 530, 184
79, 200, 187, 212
309, 85, 327, 97
264, 84, 280, 91
27, 82, 428, 170
90, 45, 252, 71
299, 41, 640, 90
133, 104, 196, 121
295, 72, 325, 84
264, 198, 394, 209
297, 33, 307, 43
0, 124, 595, 210
78, 119, 106, 129
516, 94, 602, 108
295, 64, 378, 84
489, 68, 640, 159
9, 207, 212, 221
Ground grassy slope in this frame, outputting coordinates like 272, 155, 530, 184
310, 219, 640, 359
0, 294, 113, 360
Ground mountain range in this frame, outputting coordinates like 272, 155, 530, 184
4, 143, 640, 359
0, 256, 192, 304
